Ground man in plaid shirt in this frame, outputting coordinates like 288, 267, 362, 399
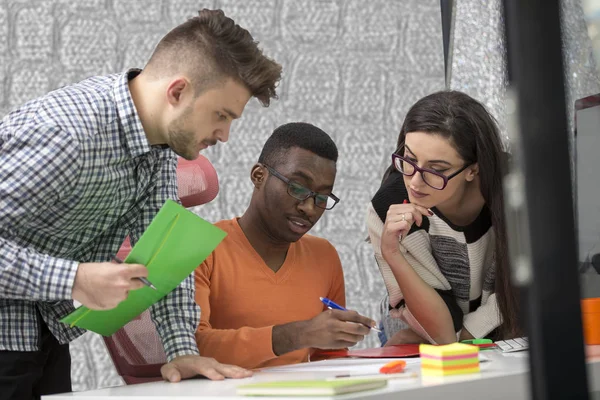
0, 9, 281, 399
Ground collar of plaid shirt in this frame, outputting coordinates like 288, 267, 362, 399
115, 69, 153, 157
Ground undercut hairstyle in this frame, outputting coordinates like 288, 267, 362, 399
258, 122, 338, 168
144, 9, 282, 106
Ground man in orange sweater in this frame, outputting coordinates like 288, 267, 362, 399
194, 122, 376, 369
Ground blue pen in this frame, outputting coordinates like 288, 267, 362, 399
112, 256, 158, 291
320, 297, 381, 332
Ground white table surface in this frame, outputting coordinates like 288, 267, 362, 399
45, 350, 600, 400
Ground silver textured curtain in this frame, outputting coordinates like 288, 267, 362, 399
0, 0, 597, 391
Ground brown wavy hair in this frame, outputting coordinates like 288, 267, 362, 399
382, 90, 520, 339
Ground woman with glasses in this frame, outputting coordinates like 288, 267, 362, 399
367, 91, 520, 346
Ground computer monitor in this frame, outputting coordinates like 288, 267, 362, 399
574, 94, 600, 297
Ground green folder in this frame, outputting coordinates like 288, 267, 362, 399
60, 200, 226, 336
236, 379, 387, 396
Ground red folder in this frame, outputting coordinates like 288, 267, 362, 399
311, 343, 496, 361
311, 344, 421, 361
348, 344, 422, 358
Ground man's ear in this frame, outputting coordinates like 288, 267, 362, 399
466, 162, 479, 182
166, 77, 191, 107
250, 164, 266, 189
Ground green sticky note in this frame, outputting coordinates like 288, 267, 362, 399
60, 200, 226, 336
236, 379, 387, 396
461, 339, 493, 345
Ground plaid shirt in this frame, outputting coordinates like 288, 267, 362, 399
0, 70, 200, 361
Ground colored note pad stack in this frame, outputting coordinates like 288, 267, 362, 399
419, 343, 480, 376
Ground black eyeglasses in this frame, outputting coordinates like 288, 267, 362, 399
392, 154, 471, 190
263, 165, 340, 210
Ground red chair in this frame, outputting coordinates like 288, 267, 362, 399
104, 155, 219, 384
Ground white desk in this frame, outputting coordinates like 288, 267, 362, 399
46, 350, 600, 400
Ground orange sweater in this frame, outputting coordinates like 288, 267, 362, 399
194, 218, 345, 369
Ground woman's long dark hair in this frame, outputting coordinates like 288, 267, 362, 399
383, 90, 520, 338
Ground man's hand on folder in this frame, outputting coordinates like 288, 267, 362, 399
160, 355, 252, 382
72, 262, 149, 310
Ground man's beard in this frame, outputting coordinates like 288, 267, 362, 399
168, 129, 198, 160
167, 110, 198, 160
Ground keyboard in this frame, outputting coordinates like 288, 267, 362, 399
495, 337, 529, 353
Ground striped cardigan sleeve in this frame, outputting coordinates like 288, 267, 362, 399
463, 293, 501, 338
366, 203, 461, 343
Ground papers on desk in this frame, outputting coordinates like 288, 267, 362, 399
242, 359, 420, 397
260, 353, 493, 379
242, 347, 521, 397
259, 358, 420, 377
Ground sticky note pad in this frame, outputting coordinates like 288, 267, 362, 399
60, 200, 226, 336
236, 379, 387, 396
420, 343, 480, 376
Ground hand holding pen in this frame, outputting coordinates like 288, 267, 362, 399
320, 297, 381, 333
112, 256, 157, 290
71, 259, 155, 310
292, 307, 377, 351
271, 297, 380, 355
